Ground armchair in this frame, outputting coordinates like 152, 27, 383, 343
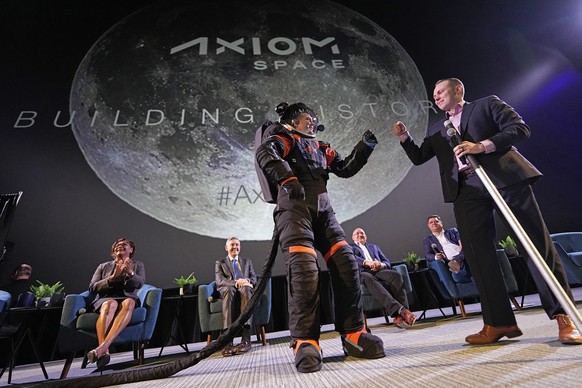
550, 232, 582, 287
428, 249, 522, 317
428, 260, 479, 317
361, 264, 413, 324
198, 277, 271, 346
57, 284, 162, 379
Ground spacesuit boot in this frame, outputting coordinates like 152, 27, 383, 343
341, 328, 385, 359
292, 339, 322, 373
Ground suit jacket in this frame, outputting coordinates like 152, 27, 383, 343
350, 243, 391, 271
423, 228, 462, 262
401, 95, 541, 202
215, 256, 257, 289
88, 259, 145, 305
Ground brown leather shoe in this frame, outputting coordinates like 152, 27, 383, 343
465, 324, 523, 345
392, 315, 406, 328
555, 314, 582, 345
400, 308, 417, 327
237, 339, 252, 353
221, 343, 238, 357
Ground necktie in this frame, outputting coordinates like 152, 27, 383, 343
232, 259, 242, 280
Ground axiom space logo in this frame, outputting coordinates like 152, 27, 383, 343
171, 36, 344, 71
66, 0, 428, 240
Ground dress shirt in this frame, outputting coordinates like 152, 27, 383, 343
358, 243, 374, 262
433, 231, 462, 259
447, 103, 471, 171
448, 102, 496, 154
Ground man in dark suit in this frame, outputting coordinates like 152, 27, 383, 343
215, 236, 257, 356
392, 77, 581, 345
423, 215, 471, 283
351, 228, 416, 328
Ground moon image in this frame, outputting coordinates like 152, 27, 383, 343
69, 0, 428, 240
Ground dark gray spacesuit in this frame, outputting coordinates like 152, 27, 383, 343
255, 102, 384, 373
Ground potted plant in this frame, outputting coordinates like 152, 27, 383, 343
498, 235, 519, 257
30, 280, 64, 307
174, 272, 197, 295
402, 252, 422, 272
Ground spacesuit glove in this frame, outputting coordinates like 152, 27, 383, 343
281, 177, 305, 200
362, 130, 378, 149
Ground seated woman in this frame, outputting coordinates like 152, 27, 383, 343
87, 237, 145, 367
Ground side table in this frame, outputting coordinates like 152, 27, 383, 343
158, 294, 197, 357
408, 268, 446, 320
1, 306, 59, 383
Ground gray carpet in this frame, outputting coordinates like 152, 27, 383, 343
4, 293, 582, 387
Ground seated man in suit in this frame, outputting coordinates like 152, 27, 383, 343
423, 215, 471, 283
351, 228, 416, 328
215, 236, 257, 356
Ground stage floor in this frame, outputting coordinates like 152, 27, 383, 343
4, 289, 582, 388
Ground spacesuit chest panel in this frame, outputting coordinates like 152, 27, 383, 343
287, 135, 328, 180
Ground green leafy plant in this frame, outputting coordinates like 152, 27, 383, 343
498, 235, 519, 257
173, 272, 197, 287
30, 280, 64, 299
402, 251, 422, 264
498, 236, 517, 249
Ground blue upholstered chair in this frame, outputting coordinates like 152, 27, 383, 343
552, 240, 582, 286
428, 249, 521, 317
57, 284, 162, 379
551, 232, 582, 287
198, 277, 271, 346
361, 264, 413, 324
428, 260, 479, 317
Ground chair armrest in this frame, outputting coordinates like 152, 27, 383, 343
60, 294, 87, 328
141, 286, 162, 340
554, 242, 582, 286
197, 284, 211, 333
206, 281, 218, 302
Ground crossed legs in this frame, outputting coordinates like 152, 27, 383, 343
90, 298, 136, 363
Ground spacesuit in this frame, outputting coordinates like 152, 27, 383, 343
255, 102, 384, 372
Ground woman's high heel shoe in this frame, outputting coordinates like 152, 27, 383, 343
87, 350, 98, 364
97, 353, 111, 368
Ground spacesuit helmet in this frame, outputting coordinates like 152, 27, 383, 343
276, 101, 320, 138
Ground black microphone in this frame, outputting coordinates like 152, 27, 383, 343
316, 124, 325, 132
444, 120, 468, 165
431, 243, 447, 260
